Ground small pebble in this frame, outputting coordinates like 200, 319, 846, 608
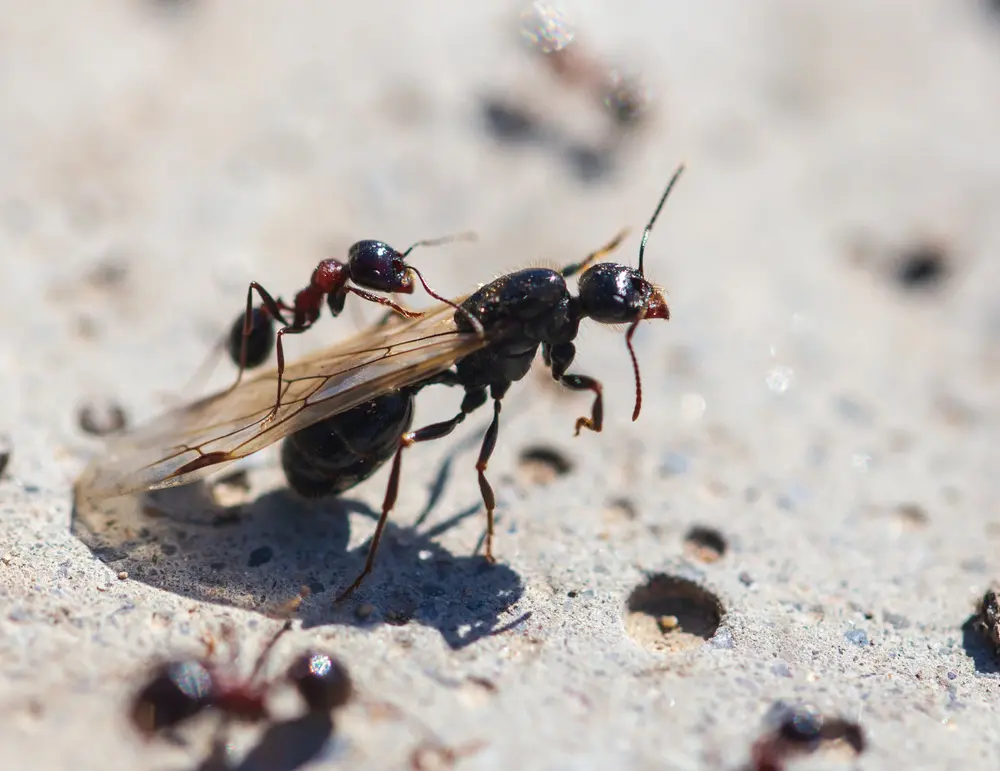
705, 627, 734, 649
845, 629, 869, 646
772, 660, 793, 678
356, 603, 375, 620
117, 571, 128, 580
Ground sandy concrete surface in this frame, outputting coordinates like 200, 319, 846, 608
1, 1, 999, 769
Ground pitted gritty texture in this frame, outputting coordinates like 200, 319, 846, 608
1, 2, 1000, 770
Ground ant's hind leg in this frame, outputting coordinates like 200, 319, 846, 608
333, 388, 488, 603
474, 398, 503, 563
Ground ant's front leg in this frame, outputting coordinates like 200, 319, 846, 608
348, 287, 423, 319
544, 342, 603, 435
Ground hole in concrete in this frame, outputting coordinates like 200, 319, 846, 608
602, 497, 638, 522
893, 503, 928, 530
517, 446, 573, 485
683, 525, 727, 563
78, 397, 128, 436
894, 242, 949, 290
624, 574, 723, 653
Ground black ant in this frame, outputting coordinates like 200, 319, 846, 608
130, 615, 352, 749
748, 701, 866, 771
319, 165, 681, 600
227, 233, 478, 421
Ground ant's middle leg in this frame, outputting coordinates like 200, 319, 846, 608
334, 387, 488, 603
544, 342, 603, 435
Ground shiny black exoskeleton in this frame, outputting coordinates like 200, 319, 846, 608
131, 660, 213, 734
225, 232, 475, 419
281, 389, 417, 499
286, 652, 353, 712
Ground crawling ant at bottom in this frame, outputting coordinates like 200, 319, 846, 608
131, 610, 352, 751
747, 701, 866, 771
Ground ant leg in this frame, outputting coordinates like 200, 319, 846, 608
347, 286, 423, 319
226, 281, 292, 395
546, 342, 603, 434
264, 322, 315, 421
248, 619, 294, 684
475, 398, 502, 563
559, 228, 630, 278
334, 388, 488, 603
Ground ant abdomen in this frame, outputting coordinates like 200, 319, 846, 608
287, 652, 353, 713
227, 307, 275, 369
280, 391, 415, 498
131, 660, 213, 736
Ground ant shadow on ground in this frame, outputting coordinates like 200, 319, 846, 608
960, 614, 1000, 676
188, 714, 337, 771
72, 448, 527, 651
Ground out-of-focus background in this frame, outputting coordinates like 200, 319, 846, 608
1, 1, 998, 769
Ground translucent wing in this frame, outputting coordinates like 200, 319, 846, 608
76, 301, 486, 502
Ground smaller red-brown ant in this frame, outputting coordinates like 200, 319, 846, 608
130, 608, 352, 747
747, 701, 866, 771
227, 233, 481, 422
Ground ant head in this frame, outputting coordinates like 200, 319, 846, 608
130, 660, 214, 737
347, 240, 415, 294
576, 263, 668, 324
576, 164, 683, 422
286, 652, 353, 713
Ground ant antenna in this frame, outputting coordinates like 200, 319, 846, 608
625, 316, 644, 422
637, 164, 685, 275
400, 231, 478, 258
407, 266, 486, 337
397, 231, 486, 337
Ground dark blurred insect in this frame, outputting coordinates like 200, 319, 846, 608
76, 166, 683, 601
131, 617, 353, 748
224, 232, 479, 422
748, 701, 866, 771
977, 583, 1000, 655
518, 1, 652, 128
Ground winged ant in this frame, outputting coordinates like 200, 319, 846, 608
77, 165, 683, 602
